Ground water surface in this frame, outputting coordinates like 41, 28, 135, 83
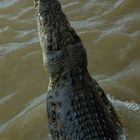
0, 0, 140, 140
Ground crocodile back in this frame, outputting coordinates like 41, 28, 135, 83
47, 74, 118, 140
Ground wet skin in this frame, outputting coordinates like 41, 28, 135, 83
34, 0, 122, 139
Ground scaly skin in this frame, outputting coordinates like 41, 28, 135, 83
34, 0, 122, 139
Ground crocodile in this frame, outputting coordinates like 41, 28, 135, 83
34, 0, 122, 139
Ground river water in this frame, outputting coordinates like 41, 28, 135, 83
0, 0, 140, 140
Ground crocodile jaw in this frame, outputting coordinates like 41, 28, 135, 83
34, 0, 80, 51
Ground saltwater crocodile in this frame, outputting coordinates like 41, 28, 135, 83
34, 0, 122, 139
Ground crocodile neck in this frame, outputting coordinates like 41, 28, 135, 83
34, 0, 87, 85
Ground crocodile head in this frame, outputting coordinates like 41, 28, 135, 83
34, 0, 88, 84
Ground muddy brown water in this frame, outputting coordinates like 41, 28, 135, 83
0, 0, 140, 140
